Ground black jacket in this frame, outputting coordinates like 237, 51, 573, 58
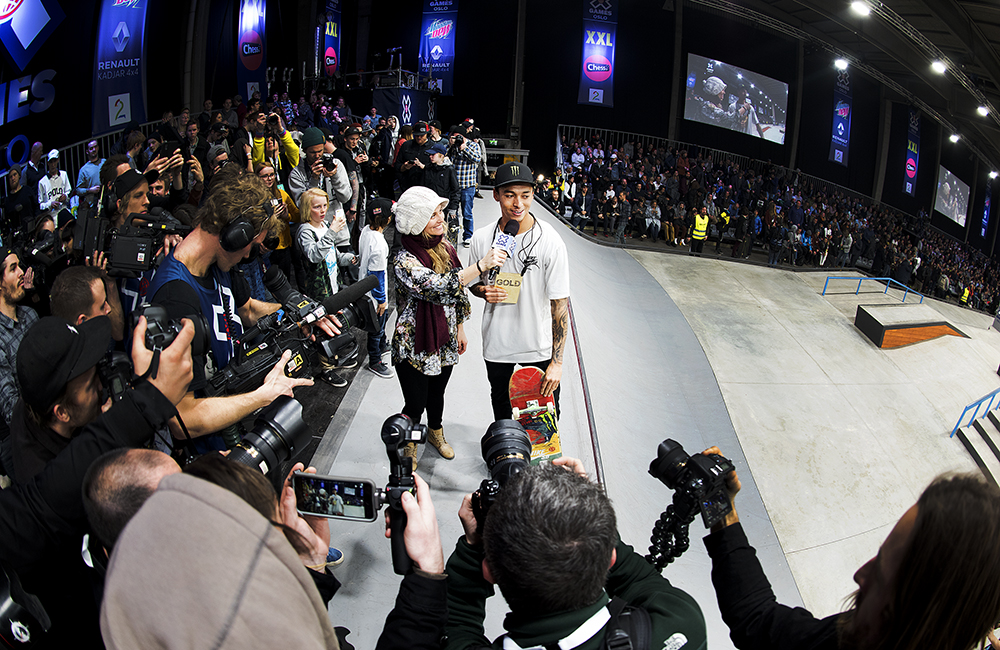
704, 523, 839, 650
395, 139, 431, 191
1, 380, 177, 570
422, 163, 460, 212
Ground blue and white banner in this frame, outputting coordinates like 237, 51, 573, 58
982, 180, 991, 239
903, 108, 920, 196
418, 0, 457, 96
324, 0, 341, 77
578, 0, 617, 107
829, 69, 851, 167
236, 0, 266, 104
92, 0, 148, 135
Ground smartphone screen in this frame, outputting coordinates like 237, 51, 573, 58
293, 472, 378, 521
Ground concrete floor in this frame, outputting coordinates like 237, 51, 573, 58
308, 195, 1000, 648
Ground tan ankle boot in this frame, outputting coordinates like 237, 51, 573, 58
403, 442, 418, 471
427, 427, 455, 459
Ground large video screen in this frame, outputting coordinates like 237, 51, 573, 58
683, 54, 788, 144
934, 165, 970, 227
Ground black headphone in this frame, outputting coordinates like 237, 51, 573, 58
219, 200, 274, 252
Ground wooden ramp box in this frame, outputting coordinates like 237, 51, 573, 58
855, 304, 968, 349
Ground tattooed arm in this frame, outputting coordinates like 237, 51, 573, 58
541, 297, 568, 396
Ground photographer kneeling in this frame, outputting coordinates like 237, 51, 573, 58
445, 458, 707, 650
701, 447, 1000, 650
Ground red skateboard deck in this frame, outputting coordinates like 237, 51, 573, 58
508, 367, 562, 464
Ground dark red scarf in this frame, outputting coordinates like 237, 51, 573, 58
400, 234, 461, 354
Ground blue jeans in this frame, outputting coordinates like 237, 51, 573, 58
460, 186, 476, 240
367, 309, 389, 365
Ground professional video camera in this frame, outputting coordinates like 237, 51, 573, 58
470, 420, 532, 531
204, 267, 377, 397
225, 395, 311, 475
645, 439, 734, 569
96, 303, 210, 403
290, 413, 427, 575
74, 207, 191, 278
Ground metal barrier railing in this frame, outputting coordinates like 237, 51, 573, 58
0, 120, 161, 202
821, 276, 925, 304
951, 388, 1000, 437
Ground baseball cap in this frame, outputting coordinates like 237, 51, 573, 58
17, 316, 112, 412
493, 161, 534, 188
47, 149, 60, 162
427, 141, 448, 156
412, 122, 429, 136
210, 122, 229, 133
427, 120, 442, 131
367, 197, 394, 223
344, 126, 362, 137
113, 168, 158, 199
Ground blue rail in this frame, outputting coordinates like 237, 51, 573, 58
821, 276, 925, 304
951, 387, 1000, 437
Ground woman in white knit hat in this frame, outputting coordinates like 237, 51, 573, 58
391, 186, 506, 467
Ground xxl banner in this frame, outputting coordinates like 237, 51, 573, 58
829, 69, 851, 167
236, 0, 266, 104
577, 0, 617, 108
903, 109, 920, 196
324, 0, 341, 77
92, 0, 148, 135
418, 0, 457, 96
373, 88, 437, 126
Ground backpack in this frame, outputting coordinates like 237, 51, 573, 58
603, 597, 651, 650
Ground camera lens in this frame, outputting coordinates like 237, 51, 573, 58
480, 419, 531, 487
648, 439, 690, 490
227, 396, 309, 475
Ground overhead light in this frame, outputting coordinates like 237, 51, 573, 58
990, 171, 998, 179
931, 60, 947, 74
950, 133, 961, 143
851, 1, 871, 16
978, 105, 989, 116
834, 58, 849, 70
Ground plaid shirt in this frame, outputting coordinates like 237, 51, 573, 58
452, 140, 482, 189
0, 305, 39, 424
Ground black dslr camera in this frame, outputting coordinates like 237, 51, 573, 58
645, 439, 734, 569
322, 152, 338, 172
97, 303, 210, 403
471, 420, 532, 532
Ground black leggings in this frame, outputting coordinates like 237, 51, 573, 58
395, 360, 454, 429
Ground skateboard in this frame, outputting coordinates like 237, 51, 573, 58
508, 367, 562, 464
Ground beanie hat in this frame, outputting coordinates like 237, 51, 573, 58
394, 186, 448, 235
300, 127, 325, 150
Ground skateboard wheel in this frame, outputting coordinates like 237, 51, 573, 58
512, 408, 520, 419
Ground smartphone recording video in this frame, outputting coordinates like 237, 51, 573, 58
293, 472, 379, 521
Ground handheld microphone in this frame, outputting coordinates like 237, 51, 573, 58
487, 220, 520, 285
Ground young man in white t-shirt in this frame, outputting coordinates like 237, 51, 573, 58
469, 162, 570, 420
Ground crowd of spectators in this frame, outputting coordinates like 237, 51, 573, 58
3, 82, 1000, 650
546, 132, 999, 313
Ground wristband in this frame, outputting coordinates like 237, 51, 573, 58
476, 259, 483, 273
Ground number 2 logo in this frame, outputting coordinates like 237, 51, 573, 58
114, 98, 125, 120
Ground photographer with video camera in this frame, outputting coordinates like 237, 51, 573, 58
700, 447, 1000, 650
0, 313, 193, 649
145, 167, 341, 450
444, 453, 707, 650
